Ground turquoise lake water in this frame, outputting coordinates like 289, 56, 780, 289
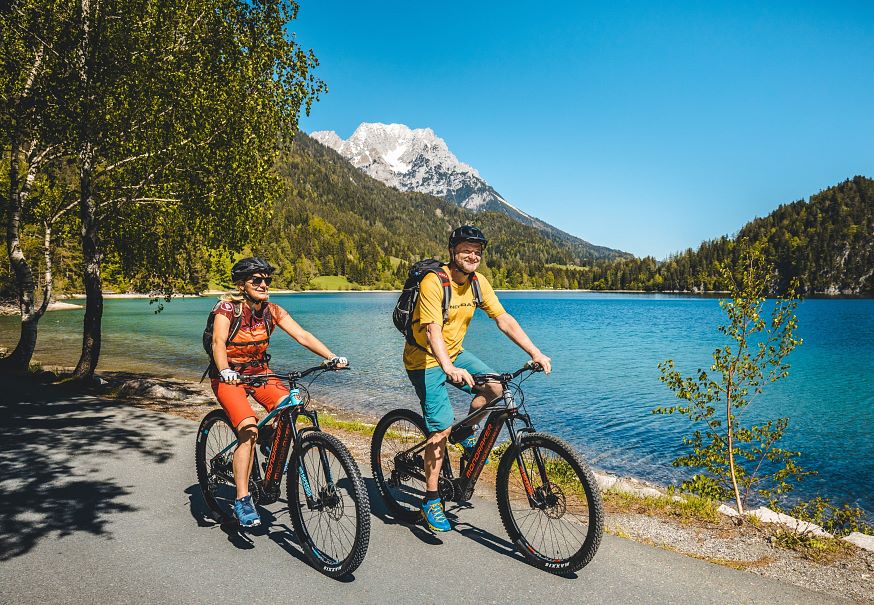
2, 292, 872, 516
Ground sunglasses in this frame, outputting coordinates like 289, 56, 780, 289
247, 276, 272, 286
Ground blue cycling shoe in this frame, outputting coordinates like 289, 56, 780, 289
421, 498, 451, 532
234, 495, 261, 528
459, 434, 489, 465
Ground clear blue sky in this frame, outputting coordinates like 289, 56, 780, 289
292, 1, 874, 259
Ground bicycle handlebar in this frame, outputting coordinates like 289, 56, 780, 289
238, 360, 350, 385
472, 361, 543, 385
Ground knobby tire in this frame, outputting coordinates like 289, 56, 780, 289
370, 408, 432, 523
496, 432, 603, 575
195, 409, 238, 524
287, 431, 370, 578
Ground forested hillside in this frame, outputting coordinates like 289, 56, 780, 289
571, 176, 873, 294
196, 137, 874, 294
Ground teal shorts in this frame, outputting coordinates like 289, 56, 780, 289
406, 350, 495, 433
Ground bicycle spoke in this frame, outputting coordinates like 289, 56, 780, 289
375, 417, 427, 515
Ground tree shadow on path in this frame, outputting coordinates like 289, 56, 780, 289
0, 379, 179, 560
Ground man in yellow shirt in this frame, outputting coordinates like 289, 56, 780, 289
405, 225, 552, 532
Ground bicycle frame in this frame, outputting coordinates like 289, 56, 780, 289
392, 373, 546, 505
210, 380, 333, 507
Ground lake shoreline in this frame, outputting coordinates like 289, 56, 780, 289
3, 289, 868, 304
3, 292, 873, 522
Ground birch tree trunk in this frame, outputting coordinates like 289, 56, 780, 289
2, 139, 39, 372
1, 48, 46, 374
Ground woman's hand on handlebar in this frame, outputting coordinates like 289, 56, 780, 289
324, 356, 349, 368
219, 368, 241, 385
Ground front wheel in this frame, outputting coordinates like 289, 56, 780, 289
287, 431, 370, 578
496, 432, 603, 575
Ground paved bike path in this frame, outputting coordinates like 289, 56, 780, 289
0, 391, 853, 605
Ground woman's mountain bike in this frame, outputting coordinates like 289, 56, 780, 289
370, 362, 603, 575
195, 361, 370, 578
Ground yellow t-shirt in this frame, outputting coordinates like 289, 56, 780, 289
403, 266, 506, 371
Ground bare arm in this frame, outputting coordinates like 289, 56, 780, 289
425, 322, 474, 387
211, 314, 240, 383
276, 313, 340, 362
494, 313, 552, 373
212, 313, 232, 371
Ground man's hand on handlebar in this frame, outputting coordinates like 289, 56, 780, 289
530, 353, 552, 374
444, 364, 474, 387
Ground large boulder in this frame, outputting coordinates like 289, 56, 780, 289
117, 379, 187, 400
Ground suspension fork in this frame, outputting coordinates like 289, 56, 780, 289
507, 411, 543, 506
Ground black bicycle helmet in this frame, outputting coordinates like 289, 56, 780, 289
230, 257, 274, 283
448, 225, 488, 249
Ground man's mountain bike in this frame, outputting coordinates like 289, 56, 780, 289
370, 362, 603, 575
195, 361, 370, 578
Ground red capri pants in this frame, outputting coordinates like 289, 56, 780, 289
211, 371, 290, 428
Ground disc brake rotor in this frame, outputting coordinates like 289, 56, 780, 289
538, 482, 567, 519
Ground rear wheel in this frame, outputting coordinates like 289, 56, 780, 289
496, 432, 603, 575
287, 432, 370, 578
370, 409, 431, 522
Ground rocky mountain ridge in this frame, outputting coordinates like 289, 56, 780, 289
310, 123, 619, 255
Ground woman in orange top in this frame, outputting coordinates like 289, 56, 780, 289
211, 256, 347, 527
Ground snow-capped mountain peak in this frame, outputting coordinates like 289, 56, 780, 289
310, 122, 626, 258
311, 122, 509, 211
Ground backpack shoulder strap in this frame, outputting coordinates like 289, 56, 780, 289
469, 273, 483, 307
434, 268, 451, 323
227, 301, 244, 344
264, 303, 276, 335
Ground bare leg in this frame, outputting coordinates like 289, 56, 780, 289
465, 383, 503, 425
424, 427, 451, 492
233, 418, 259, 499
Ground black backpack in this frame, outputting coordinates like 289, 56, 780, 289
201, 300, 274, 379
393, 259, 482, 348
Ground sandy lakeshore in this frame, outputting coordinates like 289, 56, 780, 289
0, 301, 82, 316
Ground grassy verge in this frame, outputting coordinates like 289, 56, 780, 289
772, 530, 856, 563
316, 412, 376, 437
603, 489, 721, 524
